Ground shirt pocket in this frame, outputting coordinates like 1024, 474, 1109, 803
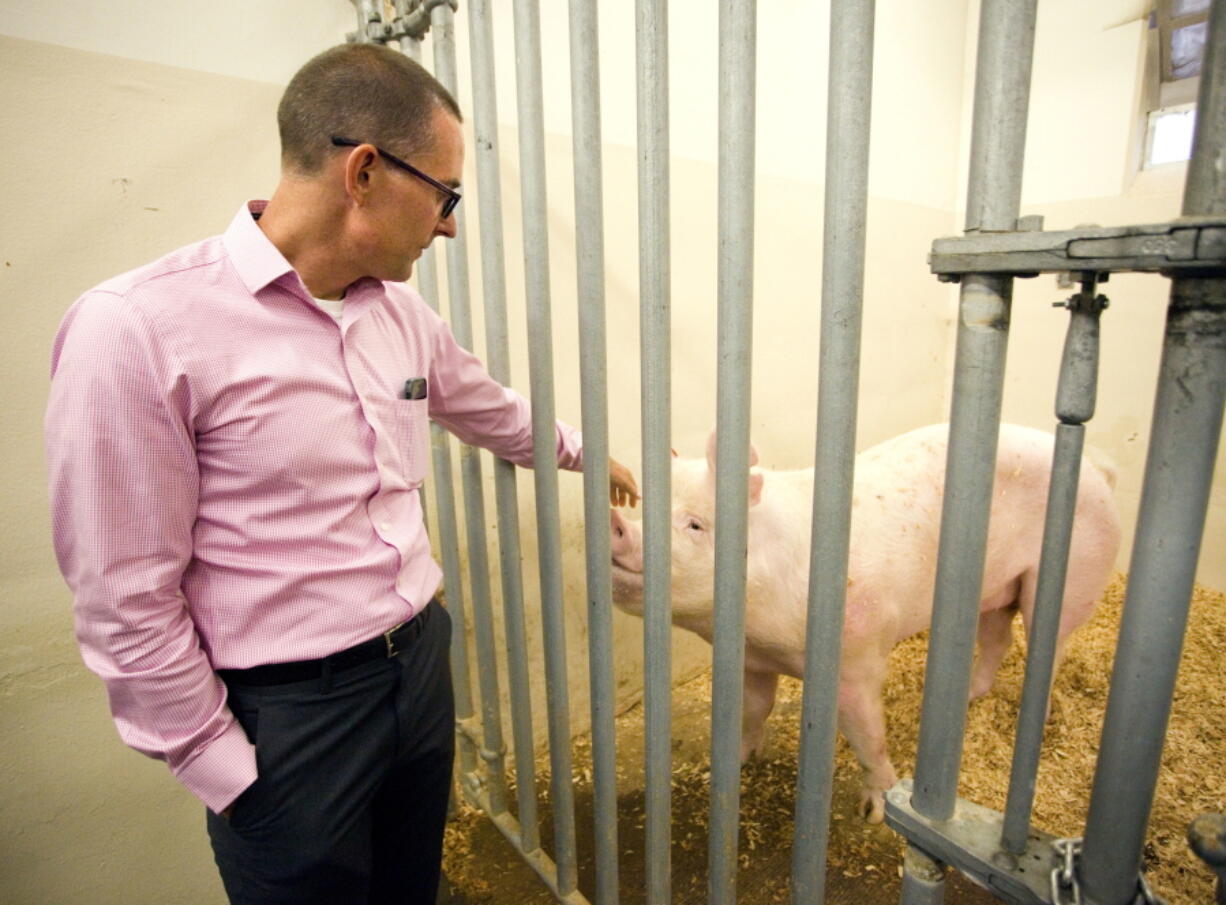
393, 397, 431, 488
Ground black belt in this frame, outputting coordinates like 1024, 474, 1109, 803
218, 601, 433, 687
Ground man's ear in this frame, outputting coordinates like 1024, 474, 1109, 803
342, 144, 380, 203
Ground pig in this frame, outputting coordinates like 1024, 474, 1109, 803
609, 423, 1121, 823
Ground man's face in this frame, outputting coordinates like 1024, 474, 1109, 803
369, 106, 463, 282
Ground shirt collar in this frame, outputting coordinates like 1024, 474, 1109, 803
222, 200, 297, 296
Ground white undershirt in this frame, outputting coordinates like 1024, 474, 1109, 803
313, 297, 345, 322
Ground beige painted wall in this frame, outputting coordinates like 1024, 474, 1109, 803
2, 0, 1221, 903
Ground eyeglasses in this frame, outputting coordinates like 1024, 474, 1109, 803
331, 136, 461, 220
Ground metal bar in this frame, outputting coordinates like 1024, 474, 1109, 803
568, 2, 619, 903
1080, 277, 1226, 903
397, 28, 483, 789
900, 845, 948, 905
466, 0, 539, 845
415, 218, 480, 783
455, 766, 593, 905
1081, 11, 1226, 898
789, 1, 875, 902
429, 2, 512, 818
927, 216, 1226, 277
513, 0, 580, 894
1001, 422, 1084, 854
888, 780, 1060, 905
634, 0, 673, 902
709, 2, 756, 903
909, 0, 1037, 835
1002, 284, 1104, 855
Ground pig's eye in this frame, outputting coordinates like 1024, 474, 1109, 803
685, 518, 705, 534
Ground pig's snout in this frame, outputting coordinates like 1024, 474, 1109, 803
609, 509, 643, 576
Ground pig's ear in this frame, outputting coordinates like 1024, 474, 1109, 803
748, 471, 764, 507
705, 431, 762, 473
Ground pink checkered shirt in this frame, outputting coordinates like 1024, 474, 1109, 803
45, 201, 583, 814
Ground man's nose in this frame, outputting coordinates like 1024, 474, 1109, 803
435, 209, 458, 239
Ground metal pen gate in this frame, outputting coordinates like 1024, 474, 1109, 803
348, 2, 1226, 903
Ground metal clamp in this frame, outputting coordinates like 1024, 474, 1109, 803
930, 216, 1226, 281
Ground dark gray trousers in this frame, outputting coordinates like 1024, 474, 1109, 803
207, 600, 454, 905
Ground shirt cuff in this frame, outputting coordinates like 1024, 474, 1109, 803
173, 719, 259, 814
557, 425, 584, 471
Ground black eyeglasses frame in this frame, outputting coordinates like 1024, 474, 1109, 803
331, 136, 461, 220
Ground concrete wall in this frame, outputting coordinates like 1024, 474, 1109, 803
1, 1, 1220, 903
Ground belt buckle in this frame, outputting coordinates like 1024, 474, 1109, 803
384, 621, 408, 658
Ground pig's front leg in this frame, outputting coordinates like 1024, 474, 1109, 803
740, 669, 780, 762
836, 663, 897, 824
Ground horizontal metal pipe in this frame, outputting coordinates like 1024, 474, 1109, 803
455, 770, 593, 905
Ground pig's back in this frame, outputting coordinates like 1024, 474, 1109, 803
845, 423, 1118, 642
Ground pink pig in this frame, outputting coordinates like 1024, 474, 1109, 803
609, 423, 1120, 823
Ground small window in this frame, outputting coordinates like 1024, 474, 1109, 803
1142, 0, 1213, 168
1146, 103, 1198, 166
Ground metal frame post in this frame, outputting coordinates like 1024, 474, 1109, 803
1001, 279, 1106, 854
709, 2, 757, 903
465, 0, 539, 842
568, 2, 620, 903
634, 1, 674, 903
1080, 4, 1226, 900
512, 0, 581, 896
904, 1, 1037, 900
429, 1, 516, 820
790, 1, 875, 902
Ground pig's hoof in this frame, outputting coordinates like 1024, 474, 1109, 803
858, 790, 886, 824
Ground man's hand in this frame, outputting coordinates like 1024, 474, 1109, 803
609, 458, 640, 508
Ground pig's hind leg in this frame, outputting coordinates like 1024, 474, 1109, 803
968, 573, 1029, 701
740, 669, 780, 762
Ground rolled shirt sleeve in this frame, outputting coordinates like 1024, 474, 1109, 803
423, 308, 583, 471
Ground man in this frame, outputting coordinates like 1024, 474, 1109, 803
45, 43, 637, 905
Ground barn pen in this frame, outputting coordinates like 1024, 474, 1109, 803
351, 2, 1226, 904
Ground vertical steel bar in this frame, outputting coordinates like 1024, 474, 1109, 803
909, 0, 1037, 842
466, 0, 540, 846
900, 845, 949, 905
430, 2, 512, 817
512, 0, 580, 893
399, 32, 481, 785
1000, 421, 1084, 853
568, 2, 620, 902
634, 0, 673, 902
790, 1, 875, 902
1001, 287, 1103, 854
1081, 5, 1226, 898
709, 2, 756, 903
